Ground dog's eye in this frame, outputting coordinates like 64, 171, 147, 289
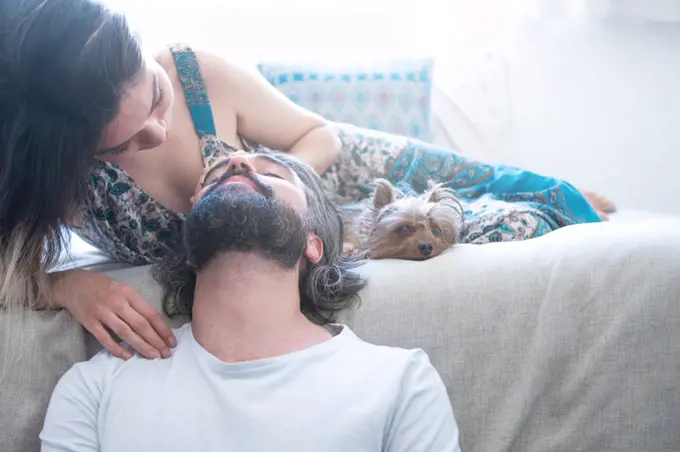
396, 225, 411, 235
431, 227, 441, 237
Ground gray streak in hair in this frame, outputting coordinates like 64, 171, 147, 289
152, 149, 366, 325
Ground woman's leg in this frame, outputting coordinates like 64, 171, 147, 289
325, 124, 601, 242
384, 143, 602, 237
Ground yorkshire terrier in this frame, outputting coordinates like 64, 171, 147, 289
342, 179, 465, 260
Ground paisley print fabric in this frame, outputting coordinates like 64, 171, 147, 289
72, 45, 599, 265
71, 45, 243, 265
172, 45, 216, 138
322, 123, 600, 244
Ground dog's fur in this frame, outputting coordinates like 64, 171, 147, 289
340, 180, 617, 258
342, 179, 464, 260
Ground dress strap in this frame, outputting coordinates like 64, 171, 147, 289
169, 44, 217, 137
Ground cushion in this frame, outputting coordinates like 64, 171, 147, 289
258, 59, 435, 141
3, 218, 680, 451
0, 311, 87, 452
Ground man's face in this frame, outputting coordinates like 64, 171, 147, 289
185, 151, 321, 271
192, 151, 309, 215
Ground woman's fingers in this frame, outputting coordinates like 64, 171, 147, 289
125, 288, 177, 348
89, 322, 132, 360
104, 313, 161, 360
52, 270, 175, 360
119, 304, 171, 359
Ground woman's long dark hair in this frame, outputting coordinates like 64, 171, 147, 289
0, 0, 143, 310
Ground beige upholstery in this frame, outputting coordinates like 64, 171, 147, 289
0, 311, 87, 452
2, 218, 680, 451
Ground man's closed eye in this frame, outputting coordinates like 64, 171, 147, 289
264, 173, 284, 180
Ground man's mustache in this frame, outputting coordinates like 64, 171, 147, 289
206, 167, 274, 199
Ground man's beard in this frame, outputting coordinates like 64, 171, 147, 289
185, 176, 307, 271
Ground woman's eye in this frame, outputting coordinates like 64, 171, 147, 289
109, 147, 128, 156
152, 86, 165, 111
102, 142, 131, 157
264, 172, 284, 180
431, 227, 441, 237
396, 225, 410, 235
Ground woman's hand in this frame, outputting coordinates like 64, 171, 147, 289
50, 269, 176, 360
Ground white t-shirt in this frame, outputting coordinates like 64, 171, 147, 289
41, 324, 460, 452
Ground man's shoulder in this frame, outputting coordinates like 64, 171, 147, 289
339, 325, 434, 376
61, 324, 193, 389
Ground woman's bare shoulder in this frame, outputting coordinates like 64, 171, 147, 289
194, 48, 260, 93
154, 47, 177, 78
154, 45, 258, 92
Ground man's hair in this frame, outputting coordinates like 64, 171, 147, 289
152, 150, 366, 325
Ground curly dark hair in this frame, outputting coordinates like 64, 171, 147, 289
152, 150, 366, 325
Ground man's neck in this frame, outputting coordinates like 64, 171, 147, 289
191, 253, 331, 363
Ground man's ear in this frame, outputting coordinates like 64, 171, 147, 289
303, 233, 324, 265
372, 178, 397, 209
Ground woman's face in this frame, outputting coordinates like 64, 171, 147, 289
95, 56, 174, 163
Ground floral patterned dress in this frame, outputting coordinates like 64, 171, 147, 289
73, 45, 600, 265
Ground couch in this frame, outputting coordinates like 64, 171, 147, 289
2, 213, 680, 452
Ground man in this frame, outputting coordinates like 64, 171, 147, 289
40, 150, 461, 451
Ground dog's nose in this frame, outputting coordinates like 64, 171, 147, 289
418, 243, 433, 256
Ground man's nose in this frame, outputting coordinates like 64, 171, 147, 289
225, 153, 255, 174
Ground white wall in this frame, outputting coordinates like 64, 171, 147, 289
439, 5, 680, 215
505, 17, 680, 214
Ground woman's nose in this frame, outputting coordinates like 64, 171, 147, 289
137, 119, 167, 151
225, 153, 255, 174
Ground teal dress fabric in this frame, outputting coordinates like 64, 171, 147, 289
323, 125, 600, 244
171, 48, 216, 137
74, 45, 241, 265
73, 45, 599, 265
387, 144, 599, 241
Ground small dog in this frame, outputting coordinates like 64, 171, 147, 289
342, 179, 464, 260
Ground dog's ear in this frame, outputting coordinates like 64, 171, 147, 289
425, 183, 458, 203
372, 178, 397, 209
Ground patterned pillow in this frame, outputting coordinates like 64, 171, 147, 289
258, 60, 435, 142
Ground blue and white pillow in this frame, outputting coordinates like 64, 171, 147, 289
258, 60, 434, 142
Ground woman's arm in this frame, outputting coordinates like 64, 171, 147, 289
197, 51, 342, 174
49, 269, 176, 360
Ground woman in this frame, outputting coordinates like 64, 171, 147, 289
1, 0, 340, 360
0, 0, 606, 361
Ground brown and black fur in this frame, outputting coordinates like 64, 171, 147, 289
342, 179, 464, 260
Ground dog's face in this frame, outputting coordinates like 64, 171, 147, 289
361, 179, 464, 260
